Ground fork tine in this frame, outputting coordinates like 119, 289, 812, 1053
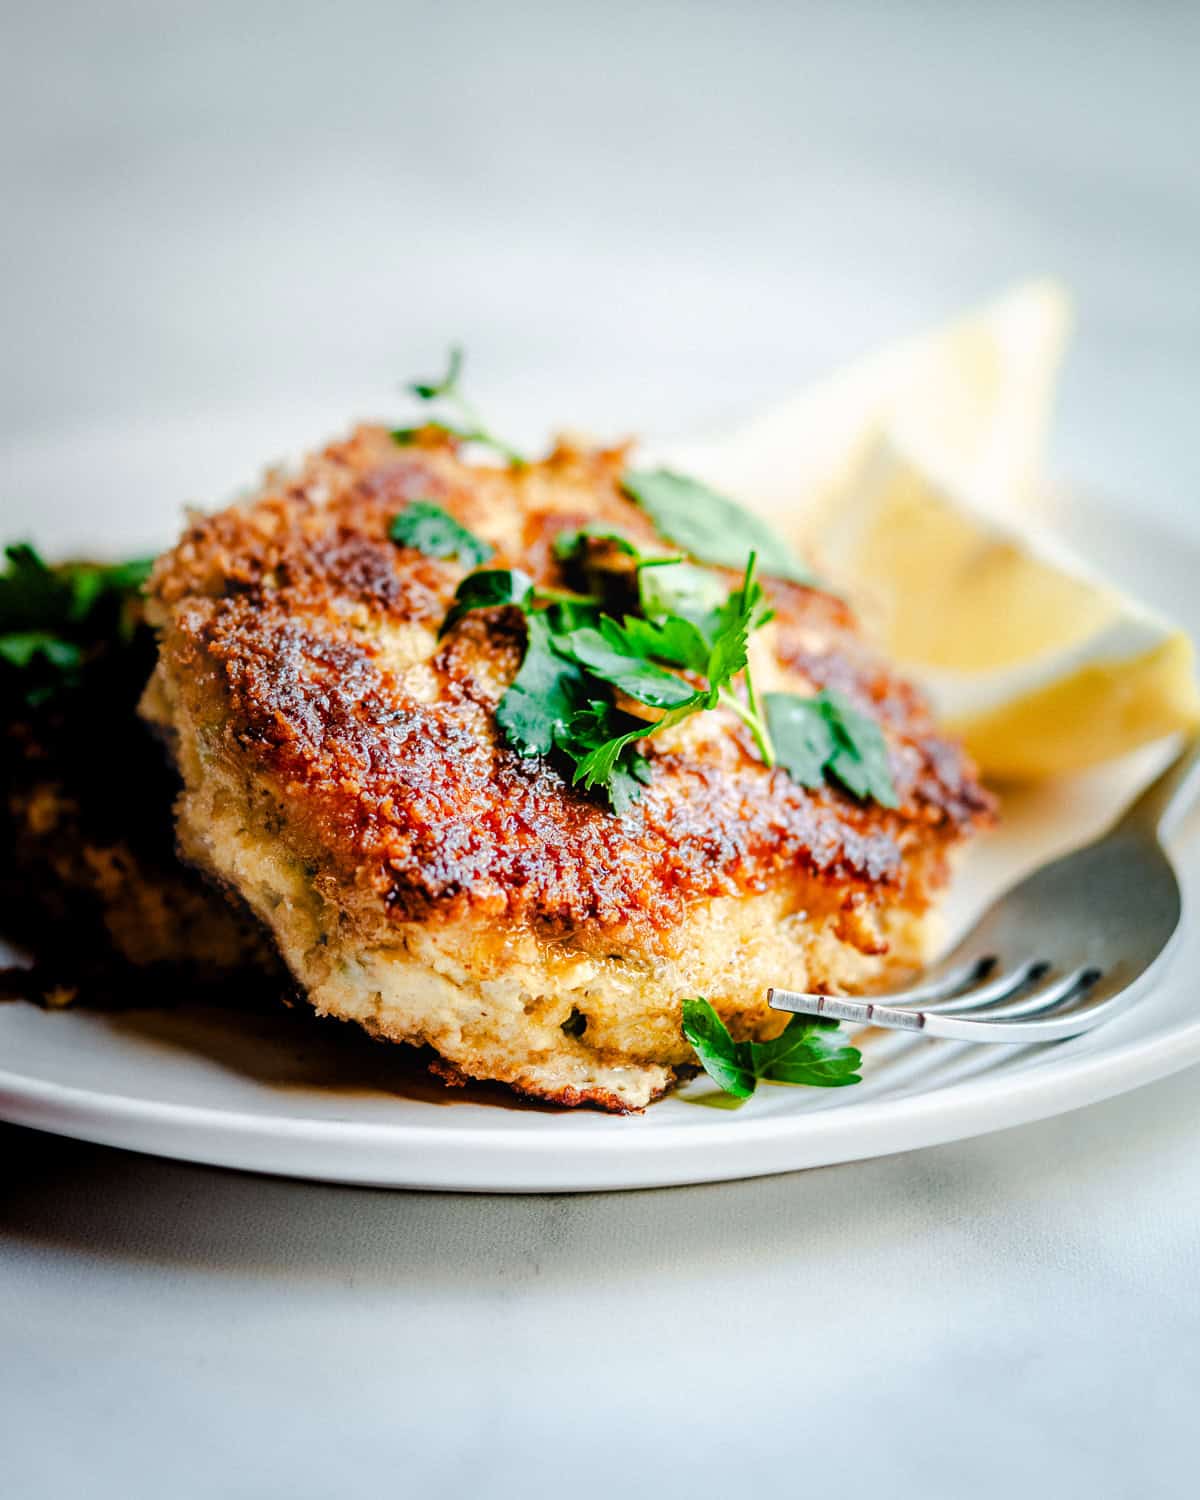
945, 967, 1101, 1022
885, 955, 996, 1005
767, 967, 1127, 1044
915, 959, 1048, 1014
914, 983, 1134, 1042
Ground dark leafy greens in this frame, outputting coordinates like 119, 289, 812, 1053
0, 544, 154, 707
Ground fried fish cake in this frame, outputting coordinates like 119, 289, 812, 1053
144, 426, 992, 1109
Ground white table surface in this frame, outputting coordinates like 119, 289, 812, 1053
2, 3, 1199, 1495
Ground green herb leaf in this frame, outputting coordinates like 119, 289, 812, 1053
0, 631, 83, 672
638, 559, 727, 623
557, 624, 700, 709
389, 500, 494, 569
440, 545, 789, 815
0, 544, 155, 707
703, 561, 758, 695
682, 996, 862, 1100
760, 693, 836, 788
0, 545, 152, 635
439, 567, 534, 637
409, 345, 464, 402
822, 689, 900, 807
764, 689, 899, 807
680, 997, 758, 1097
622, 469, 816, 585
393, 347, 526, 467
496, 611, 587, 757
561, 700, 656, 815
602, 612, 712, 674
553, 525, 642, 562
745, 1021, 864, 1087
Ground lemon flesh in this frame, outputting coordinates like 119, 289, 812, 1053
816, 442, 1200, 780
657, 278, 1198, 780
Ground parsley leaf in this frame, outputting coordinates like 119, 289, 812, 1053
0, 631, 83, 672
760, 692, 834, 788
393, 347, 525, 467
622, 469, 816, 585
599, 612, 711, 674
765, 689, 900, 808
557, 623, 701, 709
435, 537, 893, 816
0, 544, 155, 707
389, 500, 493, 569
681, 996, 862, 1099
496, 611, 588, 758
562, 700, 656, 815
441, 551, 782, 813
439, 567, 534, 637
553, 525, 645, 563
638, 559, 727, 623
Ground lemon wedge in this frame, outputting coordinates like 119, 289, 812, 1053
653, 278, 1199, 778
815, 440, 1200, 779
665, 278, 1072, 529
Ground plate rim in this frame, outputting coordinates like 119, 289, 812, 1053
3, 480, 1200, 1191
3, 1004, 1199, 1191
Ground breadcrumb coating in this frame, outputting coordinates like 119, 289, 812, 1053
144, 426, 992, 1108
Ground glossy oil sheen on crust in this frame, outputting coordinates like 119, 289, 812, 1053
149, 426, 992, 938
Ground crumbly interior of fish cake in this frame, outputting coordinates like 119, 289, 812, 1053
144, 426, 992, 1109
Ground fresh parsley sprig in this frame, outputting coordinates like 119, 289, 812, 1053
441, 549, 773, 811
0, 544, 154, 707
439, 534, 898, 814
392, 346, 526, 467
682, 996, 862, 1098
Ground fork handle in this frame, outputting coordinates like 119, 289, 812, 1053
1115, 732, 1200, 841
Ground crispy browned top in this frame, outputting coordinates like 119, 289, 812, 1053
150, 426, 993, 932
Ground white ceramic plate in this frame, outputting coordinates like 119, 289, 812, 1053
2, 416, 1198, 1191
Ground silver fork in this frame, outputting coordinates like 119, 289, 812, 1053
768, 736, 1200, 1043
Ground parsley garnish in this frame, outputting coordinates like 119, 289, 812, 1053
439, 567, 535, 637
496, 609, 587, 757
389, 499, 493, 569
0, 544, 154, 707
622, 469, 816, 586
557, 623, 700, 709
552, 525, 642, 562
682, 996, 862, 1098
439, 533, 896, 814
562, 699, 657, 815
392, 346, 525, 467
443, 547, 775, 810
765, 689, 899, 808
637, 558, 728, 622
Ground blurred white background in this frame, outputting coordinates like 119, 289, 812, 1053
3, 6, 1199, 1498
3, 0, 1198, 536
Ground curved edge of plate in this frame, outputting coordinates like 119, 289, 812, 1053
3, 1014, 1199, 1191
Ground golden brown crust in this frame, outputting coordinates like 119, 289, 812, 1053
149, 425, 993, 944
